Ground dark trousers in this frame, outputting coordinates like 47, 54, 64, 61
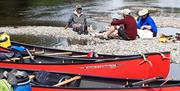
72, 24, 88, 35
153, 32, 157, 37
117, 26, 129, 40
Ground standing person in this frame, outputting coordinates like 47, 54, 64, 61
94, 9, 137, 40
137, 9, 158, 38
65, 5, 88, 35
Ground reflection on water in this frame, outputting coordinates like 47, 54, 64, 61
158, 28, 180, 35
0, 0, 180, 27
168, 64, 180, 80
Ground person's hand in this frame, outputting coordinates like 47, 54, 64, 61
141, 26, 146, 30
141, 25, 151, 30
64, 25, 68, 30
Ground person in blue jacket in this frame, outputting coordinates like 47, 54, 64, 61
137, 9, 158, 37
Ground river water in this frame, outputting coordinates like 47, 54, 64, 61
0, 0, 180, 80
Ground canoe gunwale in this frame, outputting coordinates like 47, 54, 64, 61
11, 41, 170, 58
0, 52, 168, 65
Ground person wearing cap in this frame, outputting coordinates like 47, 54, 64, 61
65, 5, 88, 35
137, 9, 158, 38
99, 9, 137, 40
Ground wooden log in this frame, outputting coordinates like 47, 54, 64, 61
53, 76, 81, 87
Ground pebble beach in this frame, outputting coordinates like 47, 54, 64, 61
1, 25, 180, 64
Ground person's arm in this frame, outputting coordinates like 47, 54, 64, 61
137, 17, 142, 29
111, 18, 126, 25
84, 15, 87, 26
147, 17, 158, 33
65, 14, 74, 29
141, 25, 151, 30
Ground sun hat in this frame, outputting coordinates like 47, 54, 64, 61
120, 9, 131, 15
138, 9, 149, 16
76, 5, 82, 9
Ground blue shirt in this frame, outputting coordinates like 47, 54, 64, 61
137, 16, 158, 33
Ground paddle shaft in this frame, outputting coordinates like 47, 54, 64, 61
10, 56, 33, 61
126, 77, 163, 87
54, 76, 81, 87
43, 52, 72, 56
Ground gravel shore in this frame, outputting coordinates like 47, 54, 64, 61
1, 26, 180, 63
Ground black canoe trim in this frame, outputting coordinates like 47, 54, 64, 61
0, 52, 167, 65
11, 41, 170, 58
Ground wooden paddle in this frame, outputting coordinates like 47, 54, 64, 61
71, 55, 87, 58
125, 77, 163, 87
53, 76, 81, 87
10, 56, 34, 61
28, 75, 81, 87
43, 52, 72, 56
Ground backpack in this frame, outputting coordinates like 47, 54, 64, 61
0, 79, 14, 91
0, 52, 14, 60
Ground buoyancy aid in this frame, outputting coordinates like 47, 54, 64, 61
0, 32, 11, 48
0, 79, 14, 91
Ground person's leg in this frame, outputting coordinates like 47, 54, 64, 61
105, 25, 116, 37
109, 30, 119, 38
72, 24, 78, 32
91, 25, 116, 39
138, 29, 153, 38
137, 29, 145, 38
153, 32, 157, 37
73, 24, 83, 34
83, 25, 88, 35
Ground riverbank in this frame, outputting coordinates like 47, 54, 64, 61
1, 26, 180, 63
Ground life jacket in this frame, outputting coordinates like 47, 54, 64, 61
0, 79, 14, 91
0, 32, 11, 48
1, 70, 31, 91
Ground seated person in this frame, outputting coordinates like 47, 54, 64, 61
65, 5, 88, 35
137, 9, 158, 38
93, 9, 137, 40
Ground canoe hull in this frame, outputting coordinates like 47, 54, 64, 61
0, 53, 170, 79
32, 86, 180, 91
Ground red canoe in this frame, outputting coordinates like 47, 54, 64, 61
0, 51, 170, 79
1, 67, 179, 91
32, 85, 180, 91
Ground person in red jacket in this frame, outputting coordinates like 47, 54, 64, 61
95, 9, 137, 40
